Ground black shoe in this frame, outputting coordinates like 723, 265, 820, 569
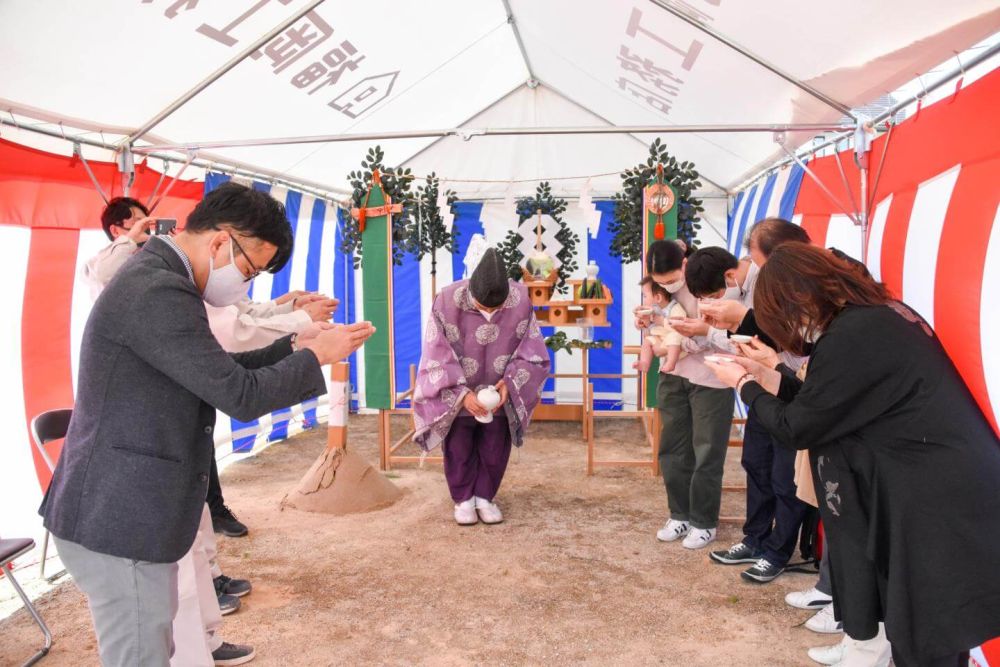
212, 505, 249, 537
212, 641, 255, 666
218, 593, 241, 616
741, 558, 785, 583
709, 542, 761, 565
215, 574, 252, 598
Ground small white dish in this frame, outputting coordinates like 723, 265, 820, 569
704, 355, 736, 364
730, 335, 753, 344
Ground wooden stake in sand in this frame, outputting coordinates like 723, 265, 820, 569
281, 362, 402, 515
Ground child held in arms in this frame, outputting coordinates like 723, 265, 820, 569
634, 276, 687, 373
413, 248, 551, 526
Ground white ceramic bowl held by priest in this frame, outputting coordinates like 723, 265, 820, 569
476, 386, 501, 423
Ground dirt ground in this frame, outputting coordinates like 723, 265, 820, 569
1, 415, 829, 666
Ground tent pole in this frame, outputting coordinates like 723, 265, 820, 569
0, 116, 351, 201
732, 39, 1000, 193
855, 122, 872, 262
146, 160, 169, 209
149, 151, 196, 213
832, 149, 861, 224
500, 0, 536, 80
125, 0, 329, 145
777, 136, 859, 225
73, 143, 109, 205
118, 144, 135, 198
646, 0, 853, 118
132, 122, 859, 153
538, 78, 732, 194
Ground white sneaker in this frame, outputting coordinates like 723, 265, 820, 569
682, 527, 717, 550
805, 604, 844, 634
807, 637, 847, 665
655, 519, 690, 542
786, 586, 834, 610
454, 498, 478, 525
474, 497, 503, 524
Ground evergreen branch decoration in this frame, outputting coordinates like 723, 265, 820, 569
610, 138, 705, 263
544, 331, 613, 354
496, 181, 579, 293
341, 145, 416, 268
405, 172, 459, 285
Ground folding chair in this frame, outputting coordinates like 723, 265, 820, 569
1, 536, 53, 665
29, 409, 72, 581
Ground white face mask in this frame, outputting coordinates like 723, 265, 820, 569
203, 239, 250, 307
721, 277, 743, 301
660, 278, 685, 294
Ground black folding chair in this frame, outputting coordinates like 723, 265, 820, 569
29, 409, 72, 581
1, 536, 53, 665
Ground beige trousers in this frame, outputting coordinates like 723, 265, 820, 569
170, 505, 223, 666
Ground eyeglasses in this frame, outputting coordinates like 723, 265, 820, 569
229, 234, 262, 283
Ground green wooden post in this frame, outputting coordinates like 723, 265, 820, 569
358, 177, 395, 410
643, 177, 679, 410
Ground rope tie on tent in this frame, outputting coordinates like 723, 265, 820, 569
913, 74, 928, 121
948, 52, 965, 104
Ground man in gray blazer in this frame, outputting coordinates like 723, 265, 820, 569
40, 183, 374, 666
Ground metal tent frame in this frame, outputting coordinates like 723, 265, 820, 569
2, 0, 996, 224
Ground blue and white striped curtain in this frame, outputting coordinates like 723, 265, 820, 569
207, 173, 656, 454
205, 173, 357, 453
726, 162, 806, 256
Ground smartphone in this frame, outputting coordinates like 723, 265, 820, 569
154, 218, 177, 235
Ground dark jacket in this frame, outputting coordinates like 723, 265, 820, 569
40, 237, 327, 563
741, 303, 1000, 661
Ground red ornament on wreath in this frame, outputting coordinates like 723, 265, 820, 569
644, 165, 676, 240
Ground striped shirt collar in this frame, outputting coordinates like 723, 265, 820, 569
157, 235, 195, 283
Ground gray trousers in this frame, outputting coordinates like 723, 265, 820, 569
54, 536, 177, 667
656, 373, 735, 529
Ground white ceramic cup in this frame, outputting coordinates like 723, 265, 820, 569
476, 386, 501, 423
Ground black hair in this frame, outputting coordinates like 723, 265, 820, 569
685, 247, 739, 297
645, 239, 685, 275
186, 183, 293, 272
101, 197, 149, 241
747, 217, 811, 257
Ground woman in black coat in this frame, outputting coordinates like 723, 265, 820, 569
705, 244, 1000, 667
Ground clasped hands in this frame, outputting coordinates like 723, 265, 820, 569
277, 290, 340, 322
462, 380, 509, 417
296, 321, 376, 365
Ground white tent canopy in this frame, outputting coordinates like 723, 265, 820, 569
1, 0, 998, 200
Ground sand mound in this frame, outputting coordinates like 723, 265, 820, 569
281, 447, 402, 515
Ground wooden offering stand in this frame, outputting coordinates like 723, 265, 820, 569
523, 269, 613, 327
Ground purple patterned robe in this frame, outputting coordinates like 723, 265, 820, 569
412, 279, 550, 452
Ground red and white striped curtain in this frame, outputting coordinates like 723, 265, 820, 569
0, 139, 203, 541
791, 66, 1000, 440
